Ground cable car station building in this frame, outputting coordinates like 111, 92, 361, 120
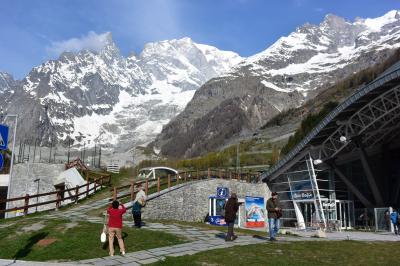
262, 62, 400, 230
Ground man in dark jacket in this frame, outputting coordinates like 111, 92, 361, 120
224, 193, 241, 241
266, 192, 281, 241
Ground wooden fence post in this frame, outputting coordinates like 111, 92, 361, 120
184, 172, 187, 183
100, 176, 103, 189
94, 178, 97, 193
86, 180, 90, 198
247, 174, 250, 183
157, 177, 160, 193
130, 179, 135, 201
176, 174, 179, 185
75, 185, 79, 203
168, 174, 171, 189
56, 192, 61, 210
208, 168, 210, 179
196, 169, 199, 180
230, 171, 232, 180
145, 179, 149, 195
24, 194, 30, 215
113, 187, 117, 201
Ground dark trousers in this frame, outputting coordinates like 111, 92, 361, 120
226, 222, 235, 240
133, 213, 142, 228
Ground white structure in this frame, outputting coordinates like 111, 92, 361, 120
138, 166, 179, 180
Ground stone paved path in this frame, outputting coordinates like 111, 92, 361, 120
2, 185, 400, 265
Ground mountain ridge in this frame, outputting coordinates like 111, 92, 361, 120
153, 9, 400, 158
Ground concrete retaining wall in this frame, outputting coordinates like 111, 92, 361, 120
140, 179, 270, 222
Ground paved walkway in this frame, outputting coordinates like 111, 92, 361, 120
2, 187, 400, 265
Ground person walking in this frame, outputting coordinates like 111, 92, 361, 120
390, 209, 399, 235
266, 192, 282, 241
224, 193, 241, 241
107, 200, 126, 256
384, 209, 391, 231
132, 183, 147, 228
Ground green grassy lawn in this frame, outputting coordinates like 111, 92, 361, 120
0, 219, 186, 262
151, 241, 400, 266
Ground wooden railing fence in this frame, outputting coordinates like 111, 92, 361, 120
0, 174, 111, 216
111, 168, 261, 202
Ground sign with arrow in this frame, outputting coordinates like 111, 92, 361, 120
0, 124, 9, 150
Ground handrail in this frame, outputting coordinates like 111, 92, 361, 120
0, 174, 112, 215
111, 168, 262, 201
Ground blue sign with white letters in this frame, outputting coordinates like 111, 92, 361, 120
0, 154, 3, 171
0, 124, 9, 150
216, 187, 229, 198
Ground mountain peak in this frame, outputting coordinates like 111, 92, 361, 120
358, 9, 400, 32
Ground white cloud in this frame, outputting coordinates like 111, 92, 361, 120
46, 31, 111, 56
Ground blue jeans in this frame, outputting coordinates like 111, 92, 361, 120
268, 218, 280, 238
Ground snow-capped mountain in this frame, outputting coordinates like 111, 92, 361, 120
154, 10, 400, 158
3, 35, 242, 151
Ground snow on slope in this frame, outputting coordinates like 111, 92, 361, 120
11, 35, 242, 151
236, 10, 400, 93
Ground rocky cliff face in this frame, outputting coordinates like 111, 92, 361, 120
154, 10, 400, 158
2, 35, 242, 151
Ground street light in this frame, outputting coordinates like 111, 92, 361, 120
313, 159, 323, 165
339, 136, 347, 143
33, 178, 40, 212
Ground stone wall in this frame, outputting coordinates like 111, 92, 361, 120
141, 179, 270, 222
7, 163, 65, 216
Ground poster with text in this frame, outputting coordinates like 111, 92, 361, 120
245, 196, 266, 228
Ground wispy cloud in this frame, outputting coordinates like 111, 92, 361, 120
46, 31, 111, 56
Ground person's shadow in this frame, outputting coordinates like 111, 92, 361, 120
13, 232, 49, 260
102, 232, 128, 250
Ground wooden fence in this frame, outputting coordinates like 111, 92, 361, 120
0, 173, 111, 216
111, 168, 261, 202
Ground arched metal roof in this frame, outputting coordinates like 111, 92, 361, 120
262, 61, 400, 181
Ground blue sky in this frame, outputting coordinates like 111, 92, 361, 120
1, 0, 399, 79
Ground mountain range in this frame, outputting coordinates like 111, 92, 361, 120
0, 35, 241, 153
153, 10, 400, 158
1, 10, 400, 162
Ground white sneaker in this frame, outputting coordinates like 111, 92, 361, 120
121, 251, 125, 255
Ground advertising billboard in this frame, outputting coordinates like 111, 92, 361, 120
245, 196, 266, 228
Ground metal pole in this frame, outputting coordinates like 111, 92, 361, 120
94, 144, 96, 168
33, 139, 37, 163
67, 138, 71, 164
98, 145, 101, 168
82, 142, 86, 165
34, 178, 40, 212
49, 141, 52, 163
5, 114, 18, 219
27, 140, 31, 162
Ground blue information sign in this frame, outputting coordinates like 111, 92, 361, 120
0, 153, 3, 171
0, 124, 9, 150
216, 187, 229, 198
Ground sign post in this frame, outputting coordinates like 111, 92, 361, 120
0, 124, 9, 151
2, 115, 18, 219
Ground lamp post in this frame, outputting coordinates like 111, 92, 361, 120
33, 178, 40, 212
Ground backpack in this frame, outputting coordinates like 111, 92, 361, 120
132, 201, 142, 215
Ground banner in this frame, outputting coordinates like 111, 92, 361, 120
245, 196, 266, 228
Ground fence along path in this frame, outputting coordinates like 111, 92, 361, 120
0, 170, 111, 216
111, 168, 262, 202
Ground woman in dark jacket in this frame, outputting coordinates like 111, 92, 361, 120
224, 193, 241, 241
